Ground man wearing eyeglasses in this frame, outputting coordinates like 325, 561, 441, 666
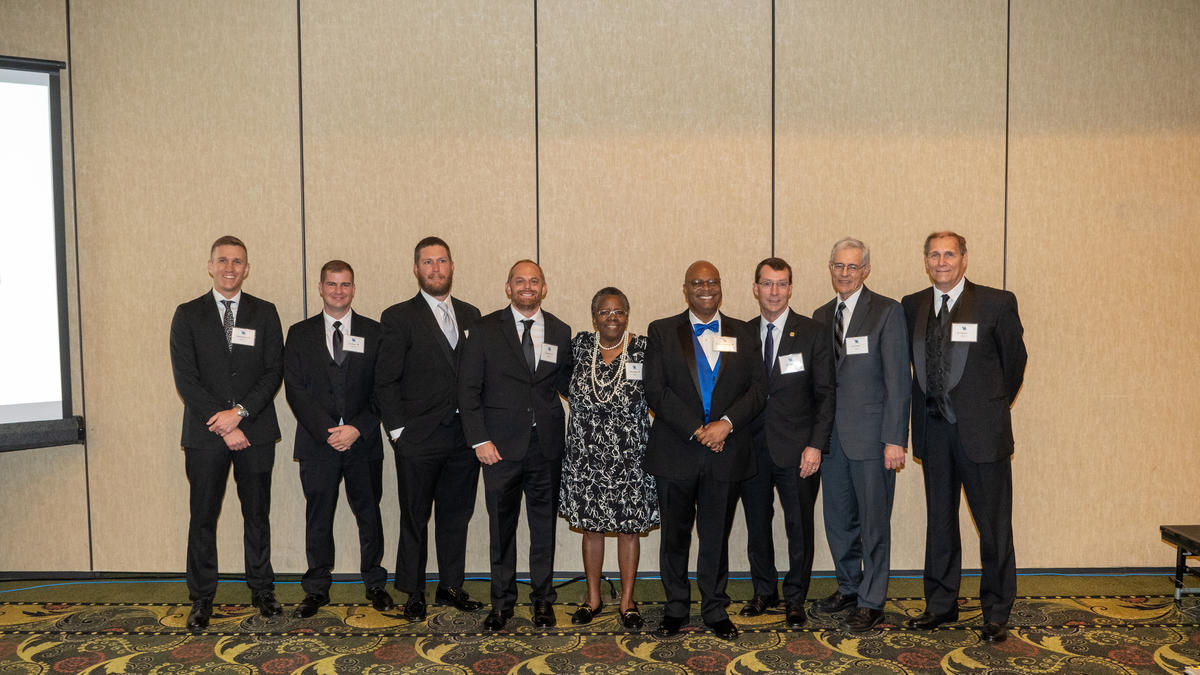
812, 237, 911, 633
738, 258, 835, 628
644, 260, 766, 640
900, 232, 1026, 644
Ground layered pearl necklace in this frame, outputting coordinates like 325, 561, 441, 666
590, 331, 628, 404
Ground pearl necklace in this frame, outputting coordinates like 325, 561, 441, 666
590, 331, 628, 404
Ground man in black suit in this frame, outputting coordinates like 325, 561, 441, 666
738, 258, 835, 628
375, 236, 483, 621
284, 260, 393, 619
169, 235, 284, 630
644, 260, 766, 641
901, 231, 1027, 644
812, 238, 911, 633
458, 260, 573, 631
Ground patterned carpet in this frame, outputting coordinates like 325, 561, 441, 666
1, 594, 1197, 673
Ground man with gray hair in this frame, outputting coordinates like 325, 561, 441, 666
812, 237, 911, 633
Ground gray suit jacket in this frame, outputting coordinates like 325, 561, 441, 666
813, 286, 911, 460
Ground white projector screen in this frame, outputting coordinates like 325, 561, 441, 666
0, 62, 70, 424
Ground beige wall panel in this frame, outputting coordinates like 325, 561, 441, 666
0, 446, 90, 570
1008, 0, 1200, 567
300, 0, 535, 577
0, 0, 66, 60
539, 0, 772, 575
70, 0, 304, 573
777, 1, 1008, 572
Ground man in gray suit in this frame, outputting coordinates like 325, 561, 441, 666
812, 237, 911, 633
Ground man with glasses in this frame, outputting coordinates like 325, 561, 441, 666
812, 238, 911, 633
644, 260, 765, 640
738, 258, 835, 628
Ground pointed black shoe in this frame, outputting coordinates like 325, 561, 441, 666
706, 617, 739, 640
905, 611, 958, 629
571, 602, 603, 625
738, 594, 779, 617
403, 595, 426, 621
186, 598, 212, 630
434, 586, 484, 611
655, 615, 688, 637
785, 602, 807, 628
532, 601, 556, 628
980, 621, 1008, 643
367, 586, 395, 612
251, 591, 282, 618
483, 608, 513, 631
294, 594, 328, 619
841, 607, 883, 633
814, 590, 857, 614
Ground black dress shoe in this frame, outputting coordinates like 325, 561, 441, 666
738, 594, 780, 617
655, 615, 688, 637
980, 621, 1008, 643
251, 591, 282, 618
403, 595, 426, 621
483, 608, 513, 631
904, 611, 958, 629
570, 602, 603, 625
294, 594, 328, 619
532, 601, 556, 628
366, 586, 396, 612
841, 607, 883, 633
785, 602, 807, 628
620, 603, 644, 630
435, 586, 484, 612
814, 590, 858, 614
706, 617, 739, 640
186, 598, 212, 630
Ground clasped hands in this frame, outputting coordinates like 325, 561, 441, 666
693, 419, 732, 452
207, 408, 249, 450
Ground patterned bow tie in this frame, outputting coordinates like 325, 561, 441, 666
693, 320, 719, 336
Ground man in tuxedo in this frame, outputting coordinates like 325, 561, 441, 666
901, 231, 1026, 644
812, 238, 911, 633
284, 260, 393, 619
738, 258, 835, 628
169, 235, 284, 630
375, 236, 483, 621
644, 260, 766, 641
458, 260, 573, 631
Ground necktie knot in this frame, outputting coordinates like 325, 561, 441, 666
332, 320, 342, 331
693, 320, 719, 336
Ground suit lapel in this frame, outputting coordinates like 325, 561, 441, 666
415, 293, 457, 372
946, 281, 976, 391
675, 314, 702, 399
913, 289, 931, 393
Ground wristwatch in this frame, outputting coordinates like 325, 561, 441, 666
235, 403, 249, 418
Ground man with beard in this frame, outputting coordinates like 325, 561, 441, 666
376, 237, 483, 620
458, 260, 573, 631
644, 260, 765, 640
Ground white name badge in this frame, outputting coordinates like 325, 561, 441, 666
951, 323, 978, 342
231, 327, 256, 347
714, 336, 738, 352
845, 336, 869, 355
779, 353, 805, 374
625, 362, 644, 380
344, 335, 365, 353
540, 343, 558, 363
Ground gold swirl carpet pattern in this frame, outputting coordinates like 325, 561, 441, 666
0, 595, 1197, 673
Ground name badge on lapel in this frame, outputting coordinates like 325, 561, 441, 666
625, 362, 643, 380
540, 343, 558, 363
714, 336, 737, 352
779, 353, 804, 374
951, 323, 977, 342
231, 327, 256, 347
845, 336, 868, 355
344, 335, 365, 353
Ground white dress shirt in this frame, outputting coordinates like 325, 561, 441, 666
688, 311, 721, 370
760, 307, 789, 366
212, 288, 242, 321
834, 285, 865, 340
933, 277, 966, 315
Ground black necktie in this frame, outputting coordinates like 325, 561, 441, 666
763, 323, 775, 377
521, 319, 536, 373
332, 320, 346, 365
833, 301, 846, 360
938, 293, 951, 328
221, 300, 234, 352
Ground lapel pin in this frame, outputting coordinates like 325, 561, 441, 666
788, 331, 794, 337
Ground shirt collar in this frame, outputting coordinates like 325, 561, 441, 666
212, 288, 242, 306
688, 311, 721, 329
420, 289, 453, 313
323, 310, 351, 332
932, 277, 967, 310
761, 306, 790, 331
836, 285, 864, 314
510, 305, 543, 325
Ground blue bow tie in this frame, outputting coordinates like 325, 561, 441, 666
693, 320, 719, 336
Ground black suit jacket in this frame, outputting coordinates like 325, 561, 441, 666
169, 291, 283, 450
284, 311, 383, 462
750, 309, 836, 467
458, 307, 573, 461
902, 280, 1027, 463
375, 293, 481, 447
644, 311, 766, 482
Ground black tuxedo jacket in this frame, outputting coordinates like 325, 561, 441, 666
749, 309, 836, 467
644, 311, 766, 482
375, 293, 481, 447
902, 280, 1027, 463
458, 307, 573, 461
169, 291, 283, 450
283, 311, 383, 462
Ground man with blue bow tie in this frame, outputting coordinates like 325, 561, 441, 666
644, 260, 766, 641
